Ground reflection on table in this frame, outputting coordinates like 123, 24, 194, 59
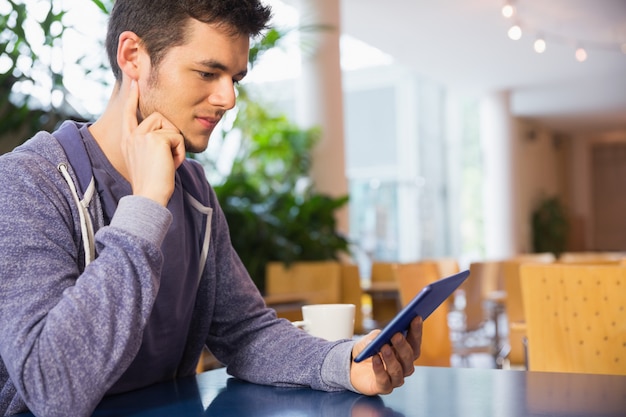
16, 366, 626, 417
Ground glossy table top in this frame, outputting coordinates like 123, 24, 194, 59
17, 366, 626, 416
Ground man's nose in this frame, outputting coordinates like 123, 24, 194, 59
208, 79, 236, 110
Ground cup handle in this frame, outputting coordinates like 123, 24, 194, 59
292, 320, 307, 330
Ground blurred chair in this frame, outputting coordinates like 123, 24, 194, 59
266, 261, 342, 303
465, 261, 505, 329
451, 261, 505, 367
265, 261, 342, 322
558, 251, 626, 264
339, 263, 365, 334
265, 261, 364, 333
520, 263, 626, 375
424, 257, 460, 278
513, 253, 556, 263
368, 262, 402, 327
394, 261, 453, 367
501, 253, 555, 368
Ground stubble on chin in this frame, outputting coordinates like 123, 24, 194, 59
183, 135, 210, 154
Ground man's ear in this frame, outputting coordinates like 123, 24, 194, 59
117, 31, 144, 81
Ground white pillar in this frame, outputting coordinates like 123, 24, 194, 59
480, 91, 517, 258
294, 0, 349, 235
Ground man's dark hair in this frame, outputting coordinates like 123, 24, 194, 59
105, 0, 272, 81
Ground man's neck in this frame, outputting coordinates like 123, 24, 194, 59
89, 84, 129, 180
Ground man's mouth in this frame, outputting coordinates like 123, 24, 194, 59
196, 116, 220, 130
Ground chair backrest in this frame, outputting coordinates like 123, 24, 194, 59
502, 253, 555, 365
370, 262, 398, 282
513, 252, 556, 263
395, 261, 452, 367
339, 263, 364, 334
422, 257, 460, 278
462, 261, 504, 331
265, 261, 342, 305
558, 251, 625, 264
266, 261, 365, 333
503, 253, 556, 324
520, 263, 626, 375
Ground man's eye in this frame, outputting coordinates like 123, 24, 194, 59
198, 71, 215, 79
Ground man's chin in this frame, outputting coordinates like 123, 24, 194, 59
183, 136, 210, 154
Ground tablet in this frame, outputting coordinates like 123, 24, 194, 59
353, 269, 470, 363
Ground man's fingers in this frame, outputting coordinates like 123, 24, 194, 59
169, 130, 187, 169
147, 117, 186, 168
381, 343, 407, 387
123, 79, 140, 135
390, 333, 416, 376
159, 115, 179, 132
372, 354, 393, 394
408, 316, 423, 360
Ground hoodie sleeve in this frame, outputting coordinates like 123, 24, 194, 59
198, 188, 358, 393
0, 149, 171, 417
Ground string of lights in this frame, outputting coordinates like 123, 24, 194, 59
501, 1, 626, 62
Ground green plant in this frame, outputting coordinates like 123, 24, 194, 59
531, 196, 569, 256
211, 28, 350, 293
213, 87, 350, 293
0, 0, 113, 152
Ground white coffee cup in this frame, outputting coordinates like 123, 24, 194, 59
293, 303, 355, 341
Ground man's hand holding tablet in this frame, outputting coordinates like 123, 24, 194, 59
355, 270, 470, 363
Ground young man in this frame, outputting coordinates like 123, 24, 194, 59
0, 1, 423, 416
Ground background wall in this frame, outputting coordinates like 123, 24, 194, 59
511, 123, 626, 254
513, 120, 566, 253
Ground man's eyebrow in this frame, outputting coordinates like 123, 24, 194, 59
196, 59, 248, 78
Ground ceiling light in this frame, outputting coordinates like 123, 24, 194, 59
508, 25, 522, 41
499, 4, 626, 62
534, 38, 546, 54
501, 4, 515, 19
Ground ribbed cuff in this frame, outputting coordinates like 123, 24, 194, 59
320, 341, 360, 393
109, 195, 172, 247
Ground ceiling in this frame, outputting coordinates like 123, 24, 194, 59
340, 0, 626, 134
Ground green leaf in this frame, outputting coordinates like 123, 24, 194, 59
89, 0, 110, 14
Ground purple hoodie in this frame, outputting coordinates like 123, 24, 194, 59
0, 122, 355, 417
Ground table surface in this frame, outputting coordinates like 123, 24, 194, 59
17, 366, 626, 417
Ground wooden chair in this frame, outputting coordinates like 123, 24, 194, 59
520, 263, 626, 375
501, 253, 555, 368
513, 252, 556, 263
451, 261, 506, 367
464, 261, 504, 331
368, 262, 402, 327
264, 261, 364, 332
394, 261, 452, 367
339, 263, 364, 334
423, 257, 460, 278
265, 261, 342, 322
558, 251, 626, 264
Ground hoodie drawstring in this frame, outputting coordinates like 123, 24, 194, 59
58, 163, 96, 267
